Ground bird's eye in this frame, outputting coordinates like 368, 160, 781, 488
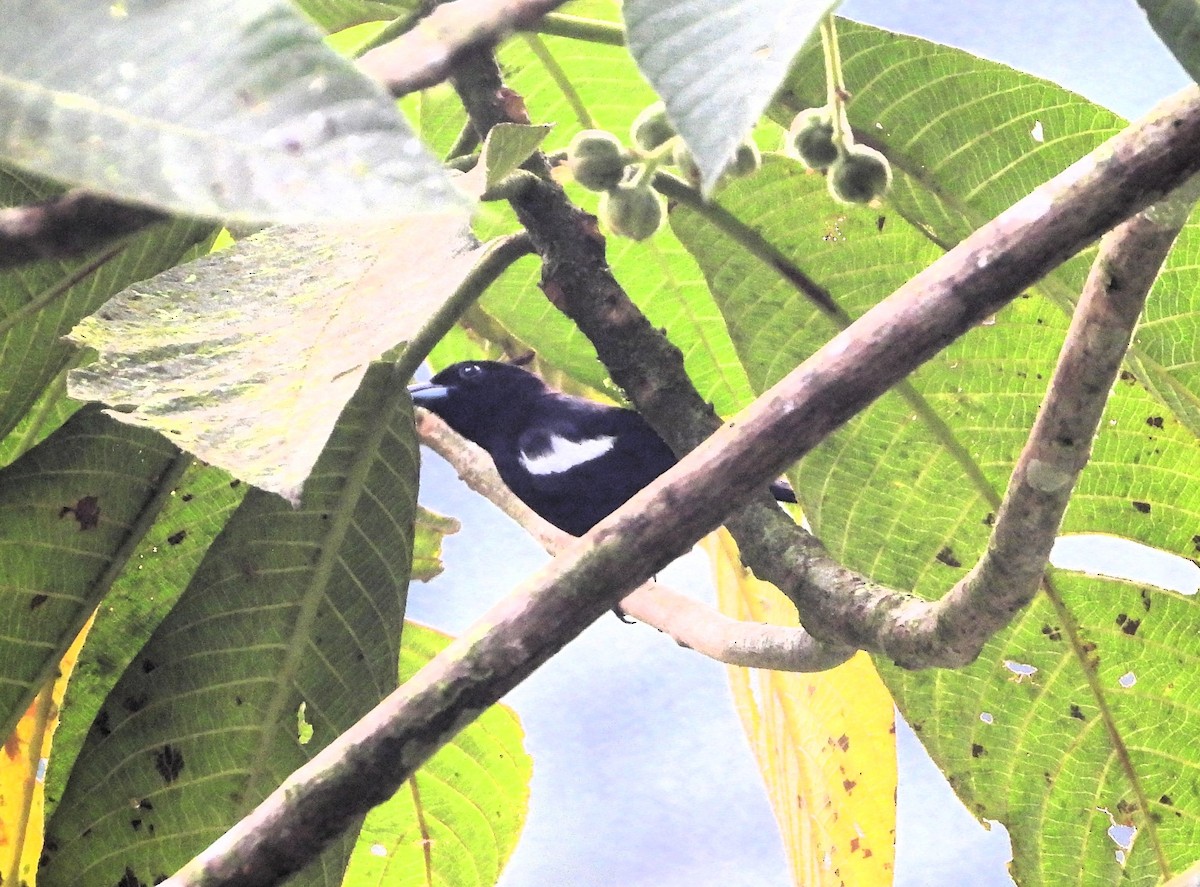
459, 363, 483, 381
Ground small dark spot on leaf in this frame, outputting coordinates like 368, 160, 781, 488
936, 547, 962, 568
983, 512, 995, 527
1056, 435, 1075, 447
1069, 704, 1085, 720
181, 493, 193, 502
1192, 534, 1200, 553
153, 744, 184, 783
842, 779, 857, 792
96, 709, 111, 737
1035, 317, 1044, 325
1120, 616, 1141, 636
1041, 624, 1062, 641
1131, 501, 1151, 514
835, 734, 850, 751
1146, 416, 1163, 428
1119, 370, 1135, 382
139, 799, 154, 811
29, 593, 48, 610
130, 818, 142, 831
1161, 794, 1173, 806
81, 827, 92, 838
235, 695, 244, 706
1141, 589, 1152, 610
142, 659, 156, 673
60, 495, 101, 530
123, 694, 148, 713
876, 215, 886, 231
166, 529, 187, 545
229, 479, 241, 488
971, 743, 985, 758
115, 865, 145, 887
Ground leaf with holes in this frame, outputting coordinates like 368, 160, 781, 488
41, 363, 420, 887
671, 20, 1200, 886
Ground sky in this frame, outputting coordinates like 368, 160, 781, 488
406, 3, 1195, 886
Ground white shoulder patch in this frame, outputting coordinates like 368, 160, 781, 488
520, 434, 617, 476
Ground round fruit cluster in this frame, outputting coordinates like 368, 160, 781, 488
786, 106, 891, 204
566, 103, 761, 241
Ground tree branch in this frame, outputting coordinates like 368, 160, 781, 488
929, 176, 1199, 662
357, 0, 572, 97
0, 190, 165, 269
416, 408, 854, 671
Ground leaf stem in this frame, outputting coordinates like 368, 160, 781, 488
520, 34, 595, 129
531, 13, 625, 46
395, 233, 536, 381
819, 15, 851, 150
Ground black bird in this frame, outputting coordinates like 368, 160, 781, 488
408, 360, 795, 536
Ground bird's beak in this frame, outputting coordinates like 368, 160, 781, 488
407, 381, 451, 405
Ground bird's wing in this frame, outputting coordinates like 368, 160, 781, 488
514, 399, 674, 492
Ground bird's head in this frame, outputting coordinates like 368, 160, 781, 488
408, 361, 549, 446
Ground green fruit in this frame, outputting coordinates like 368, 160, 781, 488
672, 141, 700, 182
631, 102, 676, 151
827, 144, 892, 204
727, 140, 761, 178
788, 108, 838, 170
568, 130, 627, 192
598, 182, 665, 241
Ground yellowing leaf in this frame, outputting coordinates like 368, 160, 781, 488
0, 612, 95, 887
705, 530, 897, 887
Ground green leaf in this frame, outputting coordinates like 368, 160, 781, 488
45, 461, 246, 819
0, 169, 213, 448
341, 623, 530, 887
42, 362, 420, 887
623, 0, 833, 193
0, 0, 463, 224
482, 123, 554, 191
411, 506, 461, 582
671, 20, 1200, 886
0, 408, 184, 743
1136, 0, 1200, 84
66, 219, 483, 501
